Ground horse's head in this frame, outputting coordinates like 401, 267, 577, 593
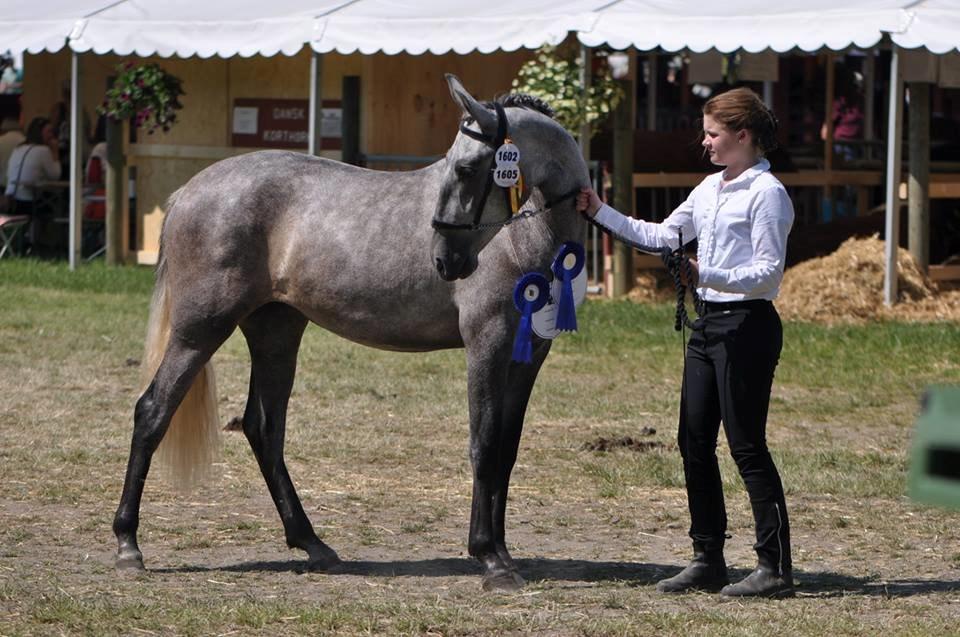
431, 74, 590, 281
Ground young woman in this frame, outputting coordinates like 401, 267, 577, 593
577, 87, 795, 598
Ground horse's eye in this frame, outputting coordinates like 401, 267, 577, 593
455, 163, 476, 179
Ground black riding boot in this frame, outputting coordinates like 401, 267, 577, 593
655, 544, 729, 593
720, 564, 794, 598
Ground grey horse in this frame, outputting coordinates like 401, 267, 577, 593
113, 74, 589, 591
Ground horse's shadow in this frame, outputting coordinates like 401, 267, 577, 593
154, 558, 960, 597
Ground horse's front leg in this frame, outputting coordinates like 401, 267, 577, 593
491, 340, 552, 584
464, 332, 542, 592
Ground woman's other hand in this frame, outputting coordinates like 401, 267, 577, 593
576, 187, 602, 218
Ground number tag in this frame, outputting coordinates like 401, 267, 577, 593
494, 142, 520, 187
494, 166, 520, 187
495, 143, 520, 165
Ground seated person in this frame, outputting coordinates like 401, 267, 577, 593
5, 116, 60, 215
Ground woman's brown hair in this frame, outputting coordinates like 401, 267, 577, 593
703, 87, 779, 155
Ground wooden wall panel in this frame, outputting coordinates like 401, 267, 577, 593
362, 50, 533, 157
22, 48, 530, 257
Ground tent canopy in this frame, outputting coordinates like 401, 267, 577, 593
576, 0, 911, 53
3, 1, 959, 59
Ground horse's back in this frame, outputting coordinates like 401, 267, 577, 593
158, 150, 462, 349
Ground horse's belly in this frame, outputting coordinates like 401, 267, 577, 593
294, 297, 464, 353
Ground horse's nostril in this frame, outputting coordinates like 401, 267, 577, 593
435, 258, 446, 276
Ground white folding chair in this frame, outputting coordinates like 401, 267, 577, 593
0, 214, 30, 259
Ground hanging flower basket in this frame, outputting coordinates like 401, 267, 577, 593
98, 62, 185, 135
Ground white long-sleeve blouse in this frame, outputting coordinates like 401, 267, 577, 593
593, 158, 795, 303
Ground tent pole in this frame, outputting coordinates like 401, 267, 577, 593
762, 80, 773, 108
68, 51, 82, 270
308, 51, 324, 157
884, 45, 904, 306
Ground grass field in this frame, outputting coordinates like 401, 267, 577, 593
1, 259, 959, 636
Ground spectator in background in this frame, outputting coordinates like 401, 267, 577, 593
0, 53, 22, 94
0, 116, 25, 195
83, 116, 108, 232
820, 66, 864, 162
5, 116, 61, 218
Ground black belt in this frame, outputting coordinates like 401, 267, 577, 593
702, 299, 771, 313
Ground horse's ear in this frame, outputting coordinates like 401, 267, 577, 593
445, 73, 497, 138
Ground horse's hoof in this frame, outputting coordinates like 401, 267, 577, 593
116, 550, 145, 571
306, 548, 342, 572
482, 569, 525, 593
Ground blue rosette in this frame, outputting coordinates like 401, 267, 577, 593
551, 242, 585, 332
512, 272, 550, 363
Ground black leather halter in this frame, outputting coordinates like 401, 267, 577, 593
431, 102, 511, 232
431, 102, 583, 233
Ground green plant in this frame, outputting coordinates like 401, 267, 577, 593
98, 61, 184, 134
512, 44, 623, 137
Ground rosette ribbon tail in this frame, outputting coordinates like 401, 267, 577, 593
512, 310, 535, 364
512, 273, 550, 364
552, 242, 585, 332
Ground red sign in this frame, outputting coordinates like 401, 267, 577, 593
231, 98, 341, 150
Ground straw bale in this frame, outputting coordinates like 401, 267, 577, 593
777, 234, 960, 324
623, 235, 960, 324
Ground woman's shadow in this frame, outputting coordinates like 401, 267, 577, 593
157, 557, 960, 596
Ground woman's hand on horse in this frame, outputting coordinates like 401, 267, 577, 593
576, 188, 601, 218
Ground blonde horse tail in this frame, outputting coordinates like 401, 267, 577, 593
139, 191, 221, 492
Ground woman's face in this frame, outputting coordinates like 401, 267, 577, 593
41, 123, 55, 144
702, 114, 751, 167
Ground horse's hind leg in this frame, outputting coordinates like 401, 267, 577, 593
239, 303, 340, 570
114, 326, 233, 570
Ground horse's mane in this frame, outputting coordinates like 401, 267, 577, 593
484, 93, 556, 119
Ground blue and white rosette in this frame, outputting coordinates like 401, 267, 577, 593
551, 242, 586, 332
512, 272, 550, 364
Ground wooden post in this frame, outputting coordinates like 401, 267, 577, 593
612, 78, 634, 298
823, 52, 835, 220
645, 53, 657, 131
578, 45, 592, 163
908, 82, 930, 272
823, 52, 835, 172
341, 76, 360, 165
308, 51, 324, 156
105, 117, 126, 266
864, 48, 876, 161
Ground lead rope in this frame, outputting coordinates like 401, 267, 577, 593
585, 217, 703, 333
663, 228, 704, 332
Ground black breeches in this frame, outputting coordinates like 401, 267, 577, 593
678, 300, 791, 573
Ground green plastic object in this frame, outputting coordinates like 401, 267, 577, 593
908, 386, 960, 510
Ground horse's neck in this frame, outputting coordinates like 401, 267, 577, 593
502, 202, 585, 272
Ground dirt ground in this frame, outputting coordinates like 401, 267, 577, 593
4, 419, 960, 635
2, 279, 960, 635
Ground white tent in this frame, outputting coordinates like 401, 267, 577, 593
577, 0, 906, 53
59, 0, 599, 58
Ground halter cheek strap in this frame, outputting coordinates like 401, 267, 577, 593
432, 102, 513, 232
